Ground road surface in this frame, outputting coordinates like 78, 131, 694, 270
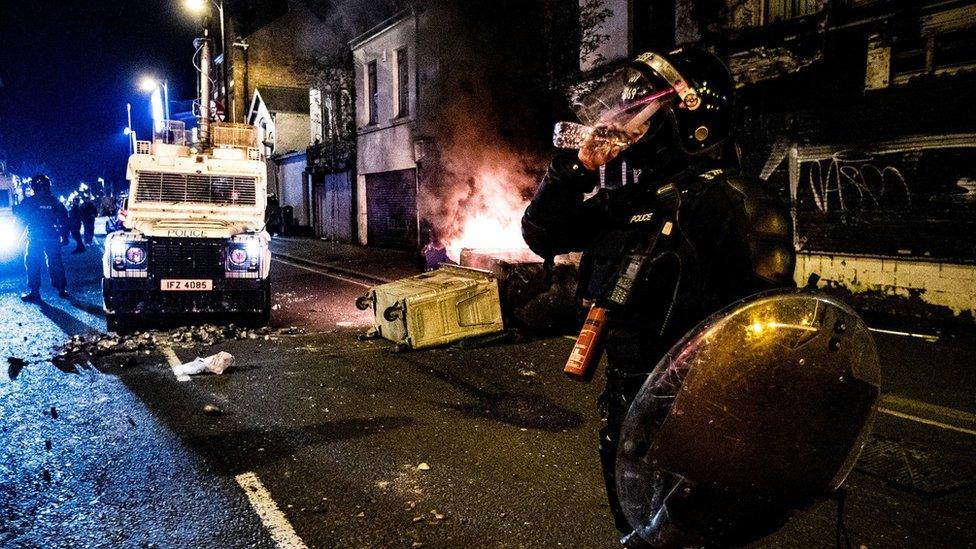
1, 240, 973, 548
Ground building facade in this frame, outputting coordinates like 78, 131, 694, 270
351, 12, 419, 249
248, 86, 313, 233
572, 0, 976, 323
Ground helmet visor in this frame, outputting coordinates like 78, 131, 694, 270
572, 67, 676, 145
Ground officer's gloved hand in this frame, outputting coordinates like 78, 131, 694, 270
548, 150, 598, 195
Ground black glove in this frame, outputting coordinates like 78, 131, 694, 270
548, 150, 598, 194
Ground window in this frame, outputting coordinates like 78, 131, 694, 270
891, 36, 927, 76
367, 60, 378, 126
0, 190, 9, 208
765, 0, 820, 24
396, 48, 410, 118
934, 29, 976, 70
324, 93, 336, 139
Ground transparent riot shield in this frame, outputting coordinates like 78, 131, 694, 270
616, 290, 880, 546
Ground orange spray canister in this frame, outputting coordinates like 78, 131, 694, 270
564, 305, 609, 382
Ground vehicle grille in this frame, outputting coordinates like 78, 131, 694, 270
135, 171, 257, 206
149, 238, 224, 279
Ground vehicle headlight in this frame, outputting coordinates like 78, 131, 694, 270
225, 236, 263, 273
0, 219, 21, 252
110, 235, 147, 272
229, 247, 248, 266
125, 246, 147, 265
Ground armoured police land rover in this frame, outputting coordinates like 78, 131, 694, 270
102, 121, 272, 331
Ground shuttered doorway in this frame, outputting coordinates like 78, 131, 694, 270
365, 168, 418, 250
312, 170, 355, 243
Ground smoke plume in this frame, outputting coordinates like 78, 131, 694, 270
417, 0, 552, 259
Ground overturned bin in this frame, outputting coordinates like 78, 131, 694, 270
356, 265, 504, 350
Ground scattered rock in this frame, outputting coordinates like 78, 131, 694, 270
7, 357, 26, 380
49, 406, 58, 419
356, 512, 365, 518
517, 368, 537, 378
127, 416, 137, 427
42, 469, 51, 482
416, 462, 431, 471
411, 516, 424, 523
202, 404, 222, 416
44, 440, 52, 451
53, 324, 287, 365
430, 509, 445, 521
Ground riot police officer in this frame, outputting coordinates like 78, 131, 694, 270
522, 48, 796, 545
15, 175, 70, 301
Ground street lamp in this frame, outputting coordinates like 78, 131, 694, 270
138, 76, 170, 121
124, 102, 136, 154
183, 0, 205, 12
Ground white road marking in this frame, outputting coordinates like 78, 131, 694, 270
273, 257, 372, 289
868, 326, 939, 342
877, 407, 976, 437
878, 394, 976, 437
235, 471, 308, 549
161, 346, 190, 382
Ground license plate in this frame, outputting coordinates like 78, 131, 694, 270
160, 279, 213, 291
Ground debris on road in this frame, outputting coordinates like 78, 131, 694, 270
202, 404, 223, 416
49, 406, 58, 419
7, 356, 26, 380
174, 351, 235, 376
416, 462, 431, 471
52, 325, 301, 366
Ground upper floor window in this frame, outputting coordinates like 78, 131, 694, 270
396, 48, 410, 118
934, 29, 976, 70
765, 0, 821, 24
367, 60, 378, 126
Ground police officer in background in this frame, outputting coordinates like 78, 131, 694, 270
522, 48, 796, 546
14, 175, 70, 301
68, 196, 86, 253
81, 197, 99, 246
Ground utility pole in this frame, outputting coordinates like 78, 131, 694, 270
197, 27, 213, 149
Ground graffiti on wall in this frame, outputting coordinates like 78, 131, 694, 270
793, 144, 976, 261
805, 150, 912, 216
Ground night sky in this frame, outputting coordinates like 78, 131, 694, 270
0, 1, 203, 193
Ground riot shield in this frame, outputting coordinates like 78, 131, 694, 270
616, 290, 880, 546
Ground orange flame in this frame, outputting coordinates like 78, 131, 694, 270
440, 169, 536, 262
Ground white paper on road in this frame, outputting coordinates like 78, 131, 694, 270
174, 351, 235, 376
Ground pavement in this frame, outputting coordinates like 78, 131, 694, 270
0, 237, 974, 548
269, 237, 422, 284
